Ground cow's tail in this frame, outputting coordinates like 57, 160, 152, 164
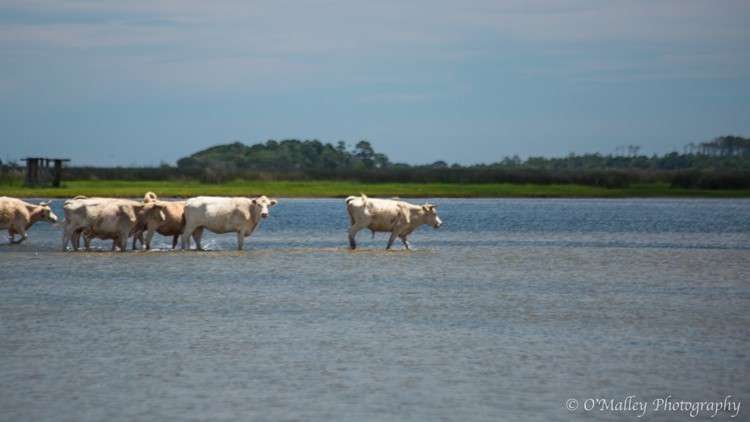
345, 193, 366, 205
345, 196, 357, 226
143, 191, 158, 203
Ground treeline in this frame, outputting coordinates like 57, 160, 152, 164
174, 136, 750, 172
168, 136, 749, 189
176, 139, 389, 170
2, 136, 749, 190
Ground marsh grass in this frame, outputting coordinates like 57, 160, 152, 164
3, 180, 749, 199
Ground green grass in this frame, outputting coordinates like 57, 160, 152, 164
2, 180, 749, 198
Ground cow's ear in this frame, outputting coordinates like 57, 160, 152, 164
251, 199, 258, 205
269, 199, 278, 206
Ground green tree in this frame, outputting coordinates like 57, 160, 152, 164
336, 141, 350, 168
354, 140, 375, 168
374, 153, 390, 168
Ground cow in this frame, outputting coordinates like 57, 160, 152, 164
131, 192, 186, 250
345, 194, 442, 250
182, 195, 278, 251
0, 196, 58, 244
60, 196, 165, 252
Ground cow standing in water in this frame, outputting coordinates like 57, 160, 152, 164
345, 193, 442, 250
60, 197, 166, 252
0, 197, 58, 244
131, 192, 186, 250
182, 196, 278, 251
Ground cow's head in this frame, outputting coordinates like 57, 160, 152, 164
38, 201, 58, 223
252, 196, 278, 219
422, 204, 442, 229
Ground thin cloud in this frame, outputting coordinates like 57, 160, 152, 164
357, 92, 440, 103
1, 0, 748, 166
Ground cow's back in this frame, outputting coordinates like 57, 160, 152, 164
88, 201, 135, 233
362, 198, 407, 232
185, 197, 252, 232
64, 198, 136, 231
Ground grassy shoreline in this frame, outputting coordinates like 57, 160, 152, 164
2, 180, 750, 199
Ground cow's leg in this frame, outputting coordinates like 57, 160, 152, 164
181, 231, 190, 250
131, 229, 143, 250
181, 224, 194, 250
171, 234, 179, 249
193, 227, 204, 251
237, 230, 244, 251
399, 235, 410, 250
10, 225, 26, 244
62, 227, 77, 251
138, 230, 147, 250
118, 231, 128, 252
386, 231, 400, 250
8, 228, 16, 244
83, 231, 92, 251
62, 226, 71, 251
145, 228, 157, 250
72, 230, 82, 251
348, 226, 361, 249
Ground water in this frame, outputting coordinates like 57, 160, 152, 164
1, 198, 748, 421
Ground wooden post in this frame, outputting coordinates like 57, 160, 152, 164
24, 158, 39, 187
23, 157, 70, 187
53, 159, 64, 187
43, 159, 50, 186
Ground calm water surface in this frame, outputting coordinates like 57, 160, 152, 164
1, 198, 748, 421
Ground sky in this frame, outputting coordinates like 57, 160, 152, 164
1, 0, 749, 167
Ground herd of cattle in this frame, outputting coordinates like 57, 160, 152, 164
0, 193, 442, 251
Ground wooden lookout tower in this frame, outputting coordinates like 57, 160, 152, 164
21, 157, 70, 187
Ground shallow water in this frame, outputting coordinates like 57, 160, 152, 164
1, 198, 748, 421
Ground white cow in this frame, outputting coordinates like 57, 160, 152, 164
61, 197, 165, 252
346, 194, 442, 250
0, 196, 58, 244
182, 196, 277, 251
131, 192, 186, 250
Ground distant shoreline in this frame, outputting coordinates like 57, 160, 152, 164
3, 180, 750, 199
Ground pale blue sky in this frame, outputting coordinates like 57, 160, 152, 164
2, 0, 749, 167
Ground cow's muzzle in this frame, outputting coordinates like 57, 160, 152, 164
261, 212, 269, 219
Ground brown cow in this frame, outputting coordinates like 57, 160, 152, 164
131, 192, 186, 250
